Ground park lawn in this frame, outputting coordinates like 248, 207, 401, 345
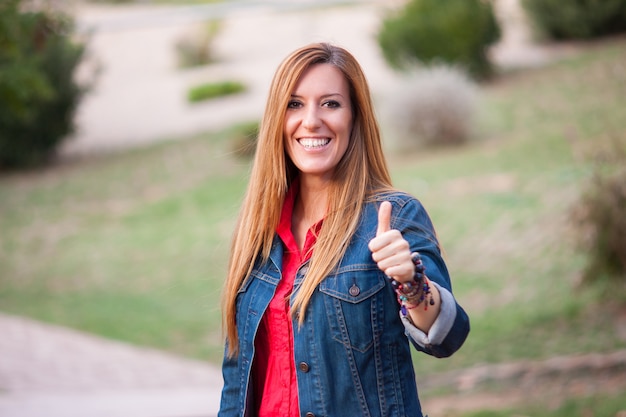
0, 127, 249, 361
1, 37, 625, 370
459, 393, 626, 417
402, 36, 626, 374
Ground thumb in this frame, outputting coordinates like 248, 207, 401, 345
376, 201, 392, 236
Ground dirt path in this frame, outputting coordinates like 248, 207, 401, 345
421, 350, 626, 415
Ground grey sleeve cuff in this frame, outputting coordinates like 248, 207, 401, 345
400, 282, 457, 348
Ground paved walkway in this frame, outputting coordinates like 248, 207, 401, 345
0, 313, 222, 417
62, 0, 395, 156
59, 0, 574, 157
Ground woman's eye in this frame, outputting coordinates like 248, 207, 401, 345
323, 100, 340, 108
287, 100, 302, 109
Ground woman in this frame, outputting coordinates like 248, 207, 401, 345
219, 43, 469, 417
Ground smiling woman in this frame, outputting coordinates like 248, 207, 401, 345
283, 64, 353, 186
218, 43, 470, 417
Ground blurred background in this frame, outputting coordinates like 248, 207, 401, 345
1, 0, 625, 416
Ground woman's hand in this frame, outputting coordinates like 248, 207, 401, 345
368, 201, 414, 283
368, 201, 441, 332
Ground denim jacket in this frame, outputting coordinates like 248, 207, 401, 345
219, 191, 470, 417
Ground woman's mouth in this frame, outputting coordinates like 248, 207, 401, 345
298, 138, 330, 149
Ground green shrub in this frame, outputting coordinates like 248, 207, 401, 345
187, 80, 245, 103
523, 0, 626, 40
377, 0, 501, 80
0, 1, 86, 169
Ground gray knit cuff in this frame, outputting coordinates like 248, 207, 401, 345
400, 282, 456, 348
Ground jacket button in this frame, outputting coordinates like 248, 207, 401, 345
349, 284, 360, 296
305, 413, 315, 417
298, 362, 310, 373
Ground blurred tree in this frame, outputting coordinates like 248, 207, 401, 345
523, 0, 626, 40
0, 0, 87, 169
377, 0, 501, 80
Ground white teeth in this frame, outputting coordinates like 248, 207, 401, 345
299, 138, 330, 149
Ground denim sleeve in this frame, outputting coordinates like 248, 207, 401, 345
388, 194, 470, 358
400, 282, 470, 358
218, 344, 241, 417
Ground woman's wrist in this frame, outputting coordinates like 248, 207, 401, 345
390, 252, 435, 311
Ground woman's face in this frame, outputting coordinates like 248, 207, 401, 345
284, 63, 353, 182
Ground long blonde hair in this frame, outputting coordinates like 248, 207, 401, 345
222, 43, 393, 357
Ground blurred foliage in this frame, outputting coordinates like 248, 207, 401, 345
385, 64, 479, 149
571, 135, 626, 290
0, 0, 87, 169
187, 80, 245, 103
175, 20, 222, 68
377, 0, 501, 80
522, 0, 626, 40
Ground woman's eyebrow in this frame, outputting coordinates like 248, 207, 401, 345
290, 93, 345, 99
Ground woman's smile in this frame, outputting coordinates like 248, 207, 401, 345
298, 137, 331, 150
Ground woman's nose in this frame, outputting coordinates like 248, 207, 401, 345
302, 106, 321, 130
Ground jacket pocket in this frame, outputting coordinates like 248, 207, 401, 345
319, 266, 387, 353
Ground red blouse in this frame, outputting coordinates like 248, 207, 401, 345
253, 180, 322, 417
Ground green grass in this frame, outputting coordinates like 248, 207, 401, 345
1, 36, 625, 380
0, 127, 249, 362
400, 37, 626, 374
459, 392, 626, 417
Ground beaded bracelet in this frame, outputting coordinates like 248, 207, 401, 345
389, 252, 435, 312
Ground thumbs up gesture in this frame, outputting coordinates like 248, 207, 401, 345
368, 201, 414, 283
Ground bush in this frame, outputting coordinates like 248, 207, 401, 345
175, 20, 221, 68
575, 169, 626, 284
377, 0, 501, 80
0, 1, 86, 169
572, 137, 626, 288
187, 80, 245, 103
384, 65, 479, 149
522, 0, 626, 40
